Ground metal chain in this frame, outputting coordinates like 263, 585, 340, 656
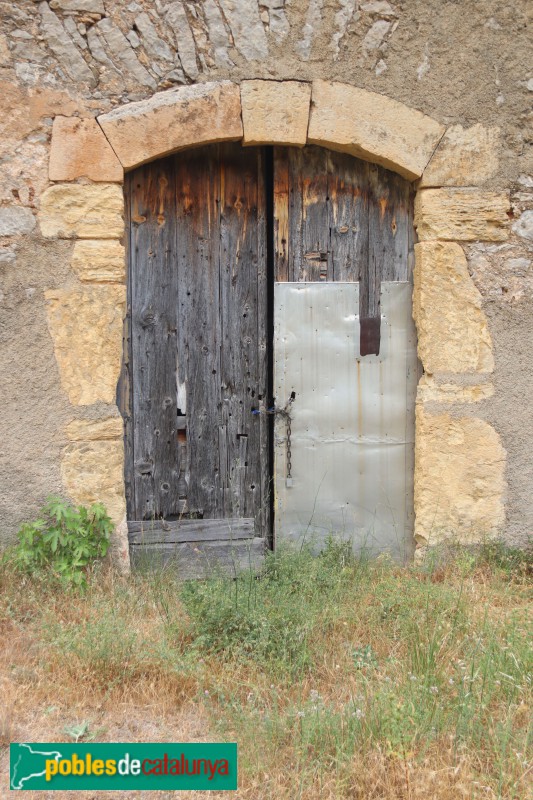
286, 409, 292, 479
252, 394, 295, 481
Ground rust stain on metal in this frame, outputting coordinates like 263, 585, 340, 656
360, 316, 381, 356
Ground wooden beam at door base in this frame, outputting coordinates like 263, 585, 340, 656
129, 536, 265, 578
127, 516, 255, 545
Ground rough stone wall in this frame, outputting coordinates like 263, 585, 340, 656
1, 0, 532, 551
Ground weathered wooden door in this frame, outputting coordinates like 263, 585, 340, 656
122, 143, 417, 569
123, 144, 269, 571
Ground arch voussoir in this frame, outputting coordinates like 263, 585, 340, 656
97, 80, 243, 170
307, 80, 445, 181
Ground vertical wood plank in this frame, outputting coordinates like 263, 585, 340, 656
219, 144, 254, 519
290, 147, 330, 281
363, 162, 411, 355
407, 182, 416, 284
273, 147, 289, 282
130, 158, 180, 519
176, 145, 222, 518
257, 148, 271, 539
173, 143, 268, 533
218, 144, 267, 530
368, 163, 411, 283
327, 150, 369, 282
362, 163, 383, 320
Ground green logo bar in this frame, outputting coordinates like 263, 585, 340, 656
10, 743, 237, 791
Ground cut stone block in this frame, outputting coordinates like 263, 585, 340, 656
307, 80, 445, 180
419, 124, 500, 187
71, 239, 125, 283
414, 407, 506, 545
45, 285, 126, 405
39, 183, 124, 239
414, 189, 510, 241
98, 81, 243, 169
65, 417, 123, 441
49, 117, 123, 182
416, 375, 494, 404
61, 438, 126, 525
241, 80, 311, 146
413, 241, 493, 374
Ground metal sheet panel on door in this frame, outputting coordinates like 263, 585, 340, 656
273, 282, 417, 561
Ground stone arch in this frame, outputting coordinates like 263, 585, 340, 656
94, 79, 446, 179
40, 79, 510, 565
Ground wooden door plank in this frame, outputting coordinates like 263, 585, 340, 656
128, 516, 255, 544
219, 143, 252, 519
290, 147, 330, 282
256, 149, 270, 538
327, 151, 369, 282
273, 147, 289, 282
173, 143, 268, 536
130, 537, 265, 577
360, 164, 382, 355
176, 146, 222, 519
368, 163, 411, 283
363, 163, 411, 354
218, 144, 267, 529
130, 158, 180, 519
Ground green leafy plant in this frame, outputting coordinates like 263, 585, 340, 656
12, 497, 113, 586
352, 644, 378, 671
63, 721, 90, 743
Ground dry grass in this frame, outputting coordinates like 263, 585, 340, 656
0, 541, 531, 799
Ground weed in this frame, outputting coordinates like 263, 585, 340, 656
63, 721, 90, 742
5, 497, 112, 587
180, 540, 358, 676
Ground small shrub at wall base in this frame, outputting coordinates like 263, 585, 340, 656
7, 497, 112, 587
